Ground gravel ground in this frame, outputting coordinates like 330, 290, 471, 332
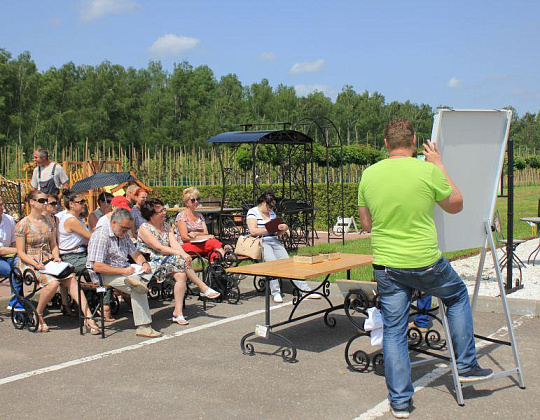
453, 238, 540, 299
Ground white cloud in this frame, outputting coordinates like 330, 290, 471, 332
447, 76, 463, 89
294, 84, 334, 98
148, 34, 200, 59
511, 88, 525, 95
289, 59, 325, 75
80, 0, 141, 22
50, 16, 62, 27
258, 52, 276, 62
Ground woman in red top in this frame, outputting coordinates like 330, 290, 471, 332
175, 187, 224, 259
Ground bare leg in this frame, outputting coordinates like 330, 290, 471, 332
36, 279, 60, 330
63, 276, 92, 319
186, 268, 209, 293
172, 272, 187, 318
60, 285, 70, 306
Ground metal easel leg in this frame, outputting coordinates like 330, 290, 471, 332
471, 240, 488, 313
438, 298, 465, 406
485, 221, 525, 388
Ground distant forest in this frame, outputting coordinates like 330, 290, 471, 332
1, 47, 539, 154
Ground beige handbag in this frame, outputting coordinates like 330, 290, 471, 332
235, 235, 262, 260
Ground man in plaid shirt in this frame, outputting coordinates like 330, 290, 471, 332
87, 208, 162, 338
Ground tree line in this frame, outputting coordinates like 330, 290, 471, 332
1, 47, 539, 155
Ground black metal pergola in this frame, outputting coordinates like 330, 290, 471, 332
206, 119, 345, 250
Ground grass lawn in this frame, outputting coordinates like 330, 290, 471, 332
298, 185, 540, 282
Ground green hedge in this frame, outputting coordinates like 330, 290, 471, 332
154, 183, 361, 229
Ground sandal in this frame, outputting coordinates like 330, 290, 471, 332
37, 314, 50, 333
60, 304, 77, 317
172, 315, 189, 325
200, 288, 221, 299
85, 319, 101, 335
97, 307, 116, 323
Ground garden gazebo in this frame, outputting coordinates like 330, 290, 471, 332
207, 121, 345, 250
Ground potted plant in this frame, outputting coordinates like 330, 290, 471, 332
294, 247, 325, 264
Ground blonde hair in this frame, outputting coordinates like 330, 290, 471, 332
182, 187, 200, 204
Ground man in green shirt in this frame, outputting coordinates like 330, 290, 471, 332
358, 119, 493, 419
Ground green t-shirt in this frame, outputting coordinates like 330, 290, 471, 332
358, 157, 452, 268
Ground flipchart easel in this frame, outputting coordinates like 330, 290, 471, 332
422, 110, 525, 406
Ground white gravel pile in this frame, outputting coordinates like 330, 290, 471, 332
452, 238, 540, 300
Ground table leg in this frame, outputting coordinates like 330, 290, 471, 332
240, 277, 298, 363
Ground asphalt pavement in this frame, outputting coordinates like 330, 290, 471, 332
0, 280, 538, 420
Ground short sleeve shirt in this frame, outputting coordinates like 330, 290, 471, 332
175, 210, 205, 233
86, 217, 135, 269
0, 214, 16, 248
31, 162, 69, 189
246, 206, 277, 240
358, 158, 452, 268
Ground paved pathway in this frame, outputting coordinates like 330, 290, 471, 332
0, 281, 537, 419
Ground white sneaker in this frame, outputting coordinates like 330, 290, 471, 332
272, 294, 283, 303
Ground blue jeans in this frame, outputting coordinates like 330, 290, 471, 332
0, 257, 22, 309
414, 295, 432, 328
374, 256, 478, 410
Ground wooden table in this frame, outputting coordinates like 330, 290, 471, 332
227, 253, 373, 362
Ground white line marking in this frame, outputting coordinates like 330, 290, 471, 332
0, 302, 293, 386
354, 315, 527, 420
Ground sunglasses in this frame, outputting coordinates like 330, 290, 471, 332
155, 208, 167, 214
48, 201, 57, 206
72, 199, 86, 205
35, 198, 48, 204
190, 197, 201, 203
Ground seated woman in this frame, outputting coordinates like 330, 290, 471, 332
131, 188, 148, 234
15, 190, 99, 334
43, 193, 74, 317
246, 192, 319, 303
175, 187, 224, 259
138, 199, 220, 325
88, 191, 113, 232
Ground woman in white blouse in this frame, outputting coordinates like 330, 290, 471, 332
246, 192, 319, 303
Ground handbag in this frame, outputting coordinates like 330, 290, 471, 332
235, 235, 262, 260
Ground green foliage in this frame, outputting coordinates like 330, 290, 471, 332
513, 156, 526, 170
0, 46, 539, 168
296, 247, 321, 256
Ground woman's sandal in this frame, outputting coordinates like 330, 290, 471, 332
60, 304, 78, 317
172, 315, 189, 325
200, 288, 221, 299
85, 319, 101, 335
37, 314, 50, 333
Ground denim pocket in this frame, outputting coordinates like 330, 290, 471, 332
374, 269, 395, 295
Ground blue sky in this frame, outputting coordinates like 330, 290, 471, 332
1, 0, 539, 116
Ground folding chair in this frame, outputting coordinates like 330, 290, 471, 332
333, 216, 360, 235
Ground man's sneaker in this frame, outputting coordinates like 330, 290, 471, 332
459, 365, 494, 383
6, 305, 25, 312
272, 294, 283, 303
408, 321, 428, 334
125, 277, 149, 294
390, 406, 410, 419
136, 326, 163, 338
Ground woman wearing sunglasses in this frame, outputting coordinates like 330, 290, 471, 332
15, 190, 99, 333
138, 199, 220, 325
58, 191, 91, 277
44, 193, 75, 316
175, 187, 225, 258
